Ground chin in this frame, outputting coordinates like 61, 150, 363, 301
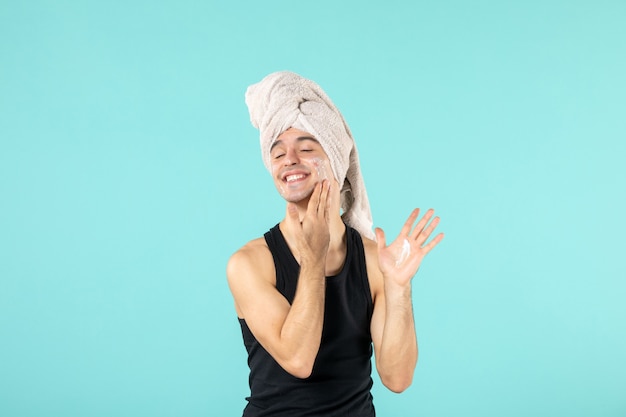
279, 187, 315, 203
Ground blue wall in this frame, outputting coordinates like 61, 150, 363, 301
1, 1, 624, 416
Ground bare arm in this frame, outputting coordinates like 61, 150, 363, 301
369, 208, 444, 392
227, 181, 331, 378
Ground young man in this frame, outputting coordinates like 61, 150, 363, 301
227, 71, 444, 417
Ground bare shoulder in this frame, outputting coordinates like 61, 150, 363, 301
226, 237, 279, 318
226, 237, 275, 287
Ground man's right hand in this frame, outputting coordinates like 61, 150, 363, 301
286, 180, 332, 265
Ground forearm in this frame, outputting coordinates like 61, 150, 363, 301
377, 280, 418, 392
278, 260, 326, 377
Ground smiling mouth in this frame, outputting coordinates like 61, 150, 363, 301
284, 174, 307, 183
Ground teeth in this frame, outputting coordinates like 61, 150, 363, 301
286, 174, 306, 182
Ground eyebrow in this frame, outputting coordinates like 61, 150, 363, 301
270, 136, 319, 152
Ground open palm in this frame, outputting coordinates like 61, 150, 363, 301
375, 208, 444, 287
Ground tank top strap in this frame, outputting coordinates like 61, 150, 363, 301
345, 225, 374, 319
264, 224, 299, 303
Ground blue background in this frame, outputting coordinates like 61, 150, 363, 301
1, 1, 625, 416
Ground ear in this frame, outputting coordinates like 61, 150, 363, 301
339, 178, 353, 210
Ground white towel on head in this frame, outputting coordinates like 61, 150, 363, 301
245, 71, 374, 240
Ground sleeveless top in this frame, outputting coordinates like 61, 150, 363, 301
238, 223, 376, 417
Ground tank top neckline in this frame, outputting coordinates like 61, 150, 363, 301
273, 222, 351, 280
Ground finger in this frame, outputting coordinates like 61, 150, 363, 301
411, 208, 435, 240
416, 216, 440, 246
400, 208, 420, 237
422, 232, 444, 253
324, 180, 332, 221
286, 203, 301, 226
375, 228, 386, 250
306, 182, 322, 217
318, 180, 330, 217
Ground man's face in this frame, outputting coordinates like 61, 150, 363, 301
269, 127, 333, 203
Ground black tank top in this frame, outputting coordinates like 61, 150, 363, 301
238, 223, 375, 417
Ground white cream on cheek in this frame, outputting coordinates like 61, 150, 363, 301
310, 157, 331, 182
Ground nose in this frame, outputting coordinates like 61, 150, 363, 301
283, 147, 299, 166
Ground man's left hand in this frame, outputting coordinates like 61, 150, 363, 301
374, 208, 444, 287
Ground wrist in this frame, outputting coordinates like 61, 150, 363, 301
383, 277, 412, 298
300, 255, 326, 273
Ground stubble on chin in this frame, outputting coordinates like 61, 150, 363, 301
278, 184, 316, 204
